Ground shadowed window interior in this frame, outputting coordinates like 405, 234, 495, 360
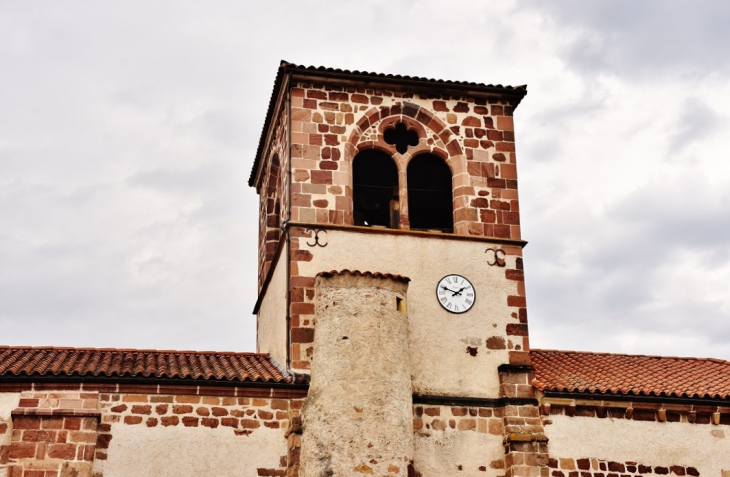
353, 149, 399, 228
407, 154, 453, 232
384, 122, 419, 154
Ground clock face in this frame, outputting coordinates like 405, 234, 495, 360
436, 274, 476, 314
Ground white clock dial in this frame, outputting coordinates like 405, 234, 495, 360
436, 274, 476, 314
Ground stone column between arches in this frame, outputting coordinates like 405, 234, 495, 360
299, 271, 413, 477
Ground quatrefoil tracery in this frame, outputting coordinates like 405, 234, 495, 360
383, 122, 419, 154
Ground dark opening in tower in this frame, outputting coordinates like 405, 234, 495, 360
407, 154, 453, 232
353, 149, 399, 228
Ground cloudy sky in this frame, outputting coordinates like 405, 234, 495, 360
1, 1, 729, 359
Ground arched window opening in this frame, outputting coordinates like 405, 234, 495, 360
407, 154, 453, 232
266, 155, 281, 241
353, 149, 399, 228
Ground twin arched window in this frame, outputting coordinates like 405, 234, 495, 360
353, 148, 453, 233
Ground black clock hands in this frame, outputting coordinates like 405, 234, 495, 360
441, 285, 467, 297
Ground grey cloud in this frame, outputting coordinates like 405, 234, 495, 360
521, 0, 730, 79
526, 175, 730, 357
668, 98, 726, 154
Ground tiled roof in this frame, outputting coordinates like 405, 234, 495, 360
317, 269, 410, 282
282, 62, 528, 93
0, 346, 297, 384
249, 60, 528, 187
531, 349, 730, 400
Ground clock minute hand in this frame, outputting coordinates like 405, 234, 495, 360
440, 285, 457, 294
451, 287, 466, 296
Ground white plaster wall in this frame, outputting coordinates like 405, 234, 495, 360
414, 430, 504, 477
257, 250, 288, 366
99, 424, 287, 477
545, 415, 730, 475
0, 392, 19, 421
298, 229, 518, 398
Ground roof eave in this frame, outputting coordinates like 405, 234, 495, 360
248, 61, 529, 188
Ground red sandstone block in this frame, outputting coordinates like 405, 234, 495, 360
241, 419, 260, 429
13, 417, 40, 430
258, 410, 273, 420
173, 405, 193, 414
124, 416, 142, 425
201, 418, 218, 429
221, 418, 238, 428
182, 417, 199, 427
256, 469, 286, 477
8, 443, 36, 459
211, 407, 228, 417
131, 405, 151, 415
155, 404, 168, 415
291, 327, 315, 343
121, 395, 148, 403
95, 434, 112, 449
69, 431, 96, 444
506, 324, 528, 336
146, 417, 158, 427
18, 399, 39, 408
22, 430, 56, 442
47, 443, 76, 460
39, 418, 63, 430
453, 102, 469, 113
63, 418, 82, 430
161, 416, 179, 427
507, 296, 527, 307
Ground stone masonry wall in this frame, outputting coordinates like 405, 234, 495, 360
548, 458, 701, 477
258, 103, 289, 290
95, 392, 302, 477
287, 82, 521, 240
413, 404, 506, 476
1, 391, 100, 477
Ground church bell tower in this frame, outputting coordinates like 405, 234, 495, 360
250, 62, 540, 477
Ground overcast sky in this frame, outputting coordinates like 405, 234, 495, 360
1, 1, 729, 359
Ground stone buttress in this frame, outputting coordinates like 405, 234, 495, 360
299, 270, 413, 477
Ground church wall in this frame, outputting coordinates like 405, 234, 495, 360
412, 403, 506, 477
0, 386, 305, 477
95, 392, 298, 477
257, 248, 288, 366
101, 422, 285, 477
294, 228, 525, 398
543, 413, 730, 476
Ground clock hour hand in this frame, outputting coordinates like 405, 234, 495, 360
451, 287, 466, 296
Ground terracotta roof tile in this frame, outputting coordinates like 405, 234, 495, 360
0, 346, 298, 384
531, 349, 730, 400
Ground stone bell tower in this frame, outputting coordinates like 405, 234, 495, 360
251, 62, 546, 476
